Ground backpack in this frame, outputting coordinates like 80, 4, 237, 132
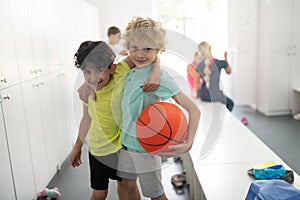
245, 179, 300, 200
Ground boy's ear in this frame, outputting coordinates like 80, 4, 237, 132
109, 64, 117, 74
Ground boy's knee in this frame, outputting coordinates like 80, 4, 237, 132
91, 189, 108, 200
122, 180, 138, 192
117, 181, 125, 191
124, 183, 137, 192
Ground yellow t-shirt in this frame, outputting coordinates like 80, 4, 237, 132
85, 61, 130, 156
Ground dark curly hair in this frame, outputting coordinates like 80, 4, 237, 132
74, 41, 115, 71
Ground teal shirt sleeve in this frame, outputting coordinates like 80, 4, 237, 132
154, 70, 181, 100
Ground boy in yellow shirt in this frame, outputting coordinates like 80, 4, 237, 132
70, 41, 160, 200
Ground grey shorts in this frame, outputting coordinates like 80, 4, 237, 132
117, 147, 164, 198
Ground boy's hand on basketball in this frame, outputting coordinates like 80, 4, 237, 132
143, 56, 160, 92
78, 82, 96, 103
158, 143, 191, 158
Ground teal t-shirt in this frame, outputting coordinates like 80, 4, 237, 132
121, 64, 181, 151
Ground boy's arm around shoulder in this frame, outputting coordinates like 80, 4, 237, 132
78, 82, 96, 103
143, 56, 160, 92
124, 56, 161, 92
124, 56, 135, 69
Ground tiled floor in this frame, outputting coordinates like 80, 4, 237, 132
47, 146, 189, 200
232, 105, 300, 175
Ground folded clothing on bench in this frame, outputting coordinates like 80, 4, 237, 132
247, 161, 294, 184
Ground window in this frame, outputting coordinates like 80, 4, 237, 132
153, 0, 230, 93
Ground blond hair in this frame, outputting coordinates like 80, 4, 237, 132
123, 16, 167, 52
198, 41, 213, 88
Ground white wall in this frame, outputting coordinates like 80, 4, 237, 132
87, 0, 153, 40
75, 0, 102, 41
228, 0, 258, 108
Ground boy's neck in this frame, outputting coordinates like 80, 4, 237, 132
108, 40, 118, 45
136, 64, 151, 69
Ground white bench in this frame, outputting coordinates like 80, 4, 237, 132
182, 101, 300, 200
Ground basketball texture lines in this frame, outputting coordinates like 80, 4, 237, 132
136, 102, 188, 154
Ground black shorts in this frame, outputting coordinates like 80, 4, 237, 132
89, 151, 122, 190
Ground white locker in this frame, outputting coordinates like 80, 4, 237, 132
0, 85, 36, 200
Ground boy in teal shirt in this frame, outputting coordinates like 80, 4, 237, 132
118, 16, 201, 200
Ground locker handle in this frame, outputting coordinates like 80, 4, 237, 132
0, 78, 7, 83
3, 95, 11, 100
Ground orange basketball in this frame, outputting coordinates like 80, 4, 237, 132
136, 102, 189, 154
